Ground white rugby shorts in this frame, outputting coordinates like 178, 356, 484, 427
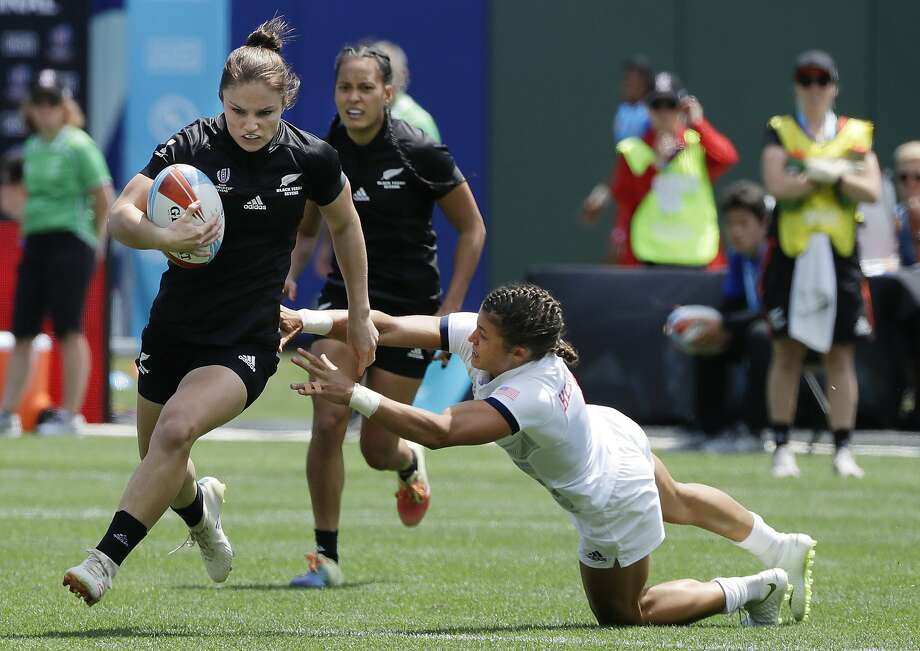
573, 406, 665, 569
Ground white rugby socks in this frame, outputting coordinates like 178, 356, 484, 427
735, 512, 783, 566
713, 574, 764, 614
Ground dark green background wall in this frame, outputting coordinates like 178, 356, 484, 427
489, 0, 920, 285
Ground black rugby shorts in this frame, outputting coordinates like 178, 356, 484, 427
12, 232, 96, 338
136, 328, 279, 408
314, 283, 438, 379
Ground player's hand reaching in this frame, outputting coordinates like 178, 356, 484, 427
279, 305, 304, 351
161, 200, 222, 254
290, 349, 353, 405
348, 313, 378, 375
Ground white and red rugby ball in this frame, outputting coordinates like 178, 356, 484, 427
146, 164, 224, 267
664, 304, 725, 355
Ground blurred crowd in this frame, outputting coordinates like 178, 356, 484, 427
580, 50, 920, 477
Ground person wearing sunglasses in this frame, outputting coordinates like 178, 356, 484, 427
761, 50, 881, 480
583, 71, 737, 267
893, 141, 920, 267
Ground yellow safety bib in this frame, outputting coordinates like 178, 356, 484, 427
769, 115, 873, 257
618, 130, 719, 266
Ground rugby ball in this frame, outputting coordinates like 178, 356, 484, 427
146, 164, 224, 267
664, 305, 725, 355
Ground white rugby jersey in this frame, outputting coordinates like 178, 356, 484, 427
441, 313, 615, 515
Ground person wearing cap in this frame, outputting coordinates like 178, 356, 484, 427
591, 72, 737, 266
0, 70, 113, 438
761, 50, 881, 479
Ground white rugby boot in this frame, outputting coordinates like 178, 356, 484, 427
765, 533, 817, 622
62, 548, 118, 606
741, 568, 790, 626
172, 477, 233, 582
0, 411, 22, 438
771, 445, 800, 478
832, 446, 865, 479
36, 409, 85, 436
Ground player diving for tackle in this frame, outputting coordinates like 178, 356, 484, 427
280, 283, 816, 626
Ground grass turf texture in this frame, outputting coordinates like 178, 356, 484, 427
1, 438, 918, 650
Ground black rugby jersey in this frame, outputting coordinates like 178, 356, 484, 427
141, 115, 345, 348
326, 115, 465, 305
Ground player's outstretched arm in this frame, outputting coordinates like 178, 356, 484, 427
291, 350, 510, 449
279, 306, 441, 352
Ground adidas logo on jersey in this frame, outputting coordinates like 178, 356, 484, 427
353, 187, 370, 202
238, 355, 256, 372
244, 196, 267, 210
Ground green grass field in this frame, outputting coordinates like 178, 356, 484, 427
1, 437, 918, 650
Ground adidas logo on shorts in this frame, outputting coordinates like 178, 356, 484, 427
238, 355, 256, 372
243, 195, 267, 210
585, 550, 608, 563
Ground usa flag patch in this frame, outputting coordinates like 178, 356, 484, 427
495, 386, 520, 400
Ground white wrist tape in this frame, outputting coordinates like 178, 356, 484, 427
349, 384, 382, 418
297, 309, 333, 335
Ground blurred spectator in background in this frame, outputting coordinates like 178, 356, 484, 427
0, 150, 25, 221
309, 40, 442, 281
761, 50, 880, 479
612, 54, 653, 145
580, 55, 652, 260
0, 70, 113, 437
373, 40, 441, 143
692, 181, 772, 453
585, 72, 737, 266
894, 141, 920, 267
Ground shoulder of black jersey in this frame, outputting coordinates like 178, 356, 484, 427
274, 120, 338, 159
172, 116, 222, 151
389, 116, 437, 151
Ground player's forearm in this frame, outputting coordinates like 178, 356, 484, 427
296, 308, 435, 350
108, 201, 169, 250
367, 395, 452, 449
288, 232, 318, 278
442, 226, 485, 311
327, 216, 370, 318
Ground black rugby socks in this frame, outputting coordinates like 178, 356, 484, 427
771, 423, 791, 447
398, 449, 419, 482
315, 529, 339, 563
96, 510, 148, 566
172, 482, 204, 528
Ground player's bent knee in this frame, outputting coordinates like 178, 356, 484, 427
359, 438, 396, 470
311, 412, 350, 447
151, 414, 199, 453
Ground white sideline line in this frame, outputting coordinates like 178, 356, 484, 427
78, 424, 920, 457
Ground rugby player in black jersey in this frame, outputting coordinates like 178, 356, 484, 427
62, 18, 377, 606
286, 45, 486, 588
